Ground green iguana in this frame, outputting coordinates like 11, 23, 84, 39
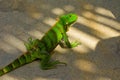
0, 13, 80, 76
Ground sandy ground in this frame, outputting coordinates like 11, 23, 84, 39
0, 0, 120, 80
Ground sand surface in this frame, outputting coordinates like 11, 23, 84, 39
0, 0, 120, 80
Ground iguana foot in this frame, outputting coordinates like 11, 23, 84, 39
70, 41, 80, 48
40, 60, 67, 70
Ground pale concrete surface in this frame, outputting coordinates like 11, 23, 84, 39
0, 0, 120, 80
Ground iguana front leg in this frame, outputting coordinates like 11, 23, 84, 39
59, 32, 80, 48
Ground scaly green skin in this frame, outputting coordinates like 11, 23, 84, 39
0, 13, 80, 76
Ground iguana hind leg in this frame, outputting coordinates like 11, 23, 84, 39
39, 51, 66, 70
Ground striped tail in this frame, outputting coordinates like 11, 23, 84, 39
0, 52, 36, 76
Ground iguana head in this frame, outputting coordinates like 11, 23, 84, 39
60, 13, 78, 31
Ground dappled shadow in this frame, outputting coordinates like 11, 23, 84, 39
0, 0, 120, 80
83, 0, 120, 21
